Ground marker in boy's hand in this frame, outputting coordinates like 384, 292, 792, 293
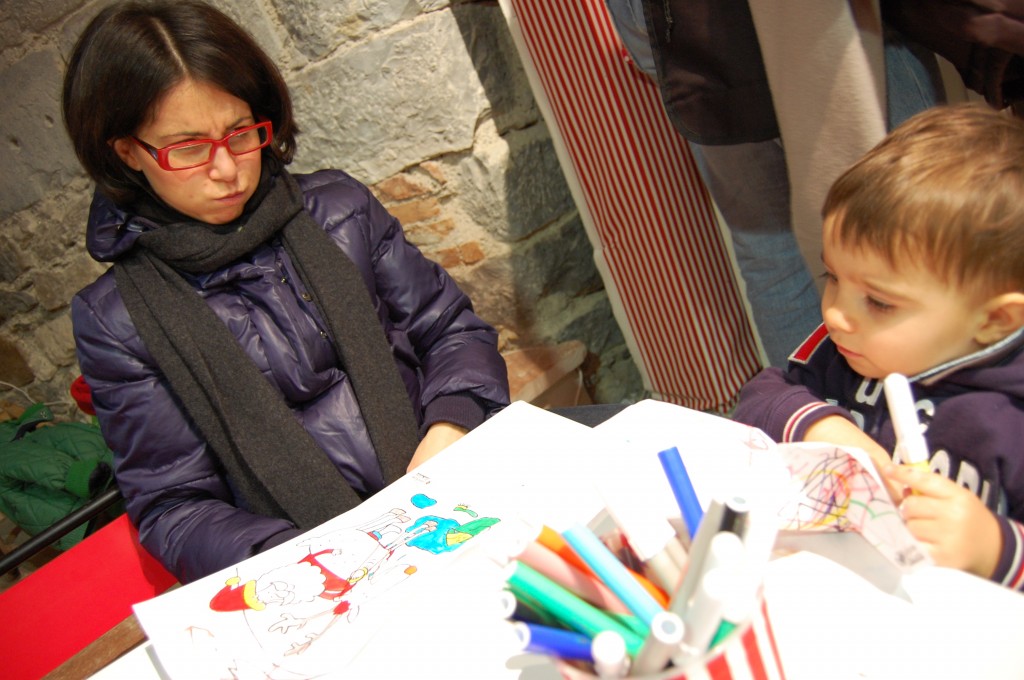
881, 372, 930, 500
882, 373, 930, 472
884, 461, 1001, 580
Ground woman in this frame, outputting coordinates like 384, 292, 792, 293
63, 0, 509, 583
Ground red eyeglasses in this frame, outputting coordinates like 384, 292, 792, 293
132, 121, 273, 171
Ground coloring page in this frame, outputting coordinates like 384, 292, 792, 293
777, 443, 931, 571
134, 470, 508, 679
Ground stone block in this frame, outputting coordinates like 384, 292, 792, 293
458, 213, 600, 331
33, 255, 106, 312
0, 246, 27, 284
33, 314, 77, 370
213, 0, 295, 69
0, 49, 80, 217
512, 214, 603, 301
272, 0, 421, 61
288, 10, 484, 182
590, 343, 645, 405
458, 124, 574, 242
0, 336, 34, 386
0, 0, 82, 52
448, 2, 538, 134
0, 290, 36, 325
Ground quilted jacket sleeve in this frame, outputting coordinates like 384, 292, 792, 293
305, 171, 510, 434
72, 278, 300, 584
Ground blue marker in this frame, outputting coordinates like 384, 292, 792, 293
658, 446, 704, 539
563, 524, 664, 626
513, 621, 594, 662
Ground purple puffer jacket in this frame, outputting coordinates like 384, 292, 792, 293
71, 169, 509, 583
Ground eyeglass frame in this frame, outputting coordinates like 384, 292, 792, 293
130, 120, 274, 171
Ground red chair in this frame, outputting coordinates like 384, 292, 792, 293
0, 514, 177, 679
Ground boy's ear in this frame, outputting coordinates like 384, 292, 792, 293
976, 292, 1024, 345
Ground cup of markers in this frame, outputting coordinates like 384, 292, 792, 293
495, 447, 786, 679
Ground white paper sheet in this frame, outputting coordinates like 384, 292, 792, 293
765, 549, 1024, 680
133, 402, 601, 679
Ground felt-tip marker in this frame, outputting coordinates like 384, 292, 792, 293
513, 621, 594, 662
883, 373, 931, 472
632, 610, 686, 676
591, 630, 630, 679
504, 561, 645, 655
658, 446, 704, 540
668, 498, 725, 618
562, 524, 666, 627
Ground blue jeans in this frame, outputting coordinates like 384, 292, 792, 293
687, 140, 821, 367
685, 32, 944, 368
885, 27, 946, 129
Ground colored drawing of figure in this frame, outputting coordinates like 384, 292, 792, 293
405, 511, 501, 554
209, 508, 421, 617
202, 494, 501, 672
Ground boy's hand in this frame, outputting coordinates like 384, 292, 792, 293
883, 463, 1001, 579
407, 422, 468, 472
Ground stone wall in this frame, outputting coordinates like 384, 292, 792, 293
0, 0, 643, 421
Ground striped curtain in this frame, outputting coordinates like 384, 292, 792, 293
501, 0, 762, 412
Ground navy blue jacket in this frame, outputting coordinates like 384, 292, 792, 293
734, 324, 1024, 591
71, 170, 509, 582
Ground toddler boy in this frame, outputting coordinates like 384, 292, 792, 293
733, 104, 1024, 590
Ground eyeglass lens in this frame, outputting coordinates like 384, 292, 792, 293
166, 125, 269, 169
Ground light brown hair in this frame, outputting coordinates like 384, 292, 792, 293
823, 103, 1024, 296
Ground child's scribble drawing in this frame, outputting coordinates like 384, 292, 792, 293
778, 444, 930, 570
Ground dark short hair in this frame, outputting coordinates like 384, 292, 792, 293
63, 0, 298, 204
823, 103, 1024, 296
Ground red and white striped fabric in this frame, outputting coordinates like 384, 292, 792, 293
501, 0, 762, 412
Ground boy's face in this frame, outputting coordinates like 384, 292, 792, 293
820, 216, 988, 379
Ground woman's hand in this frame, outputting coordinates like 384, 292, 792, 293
407, 422, 468, 472
884, 462, 1001, 579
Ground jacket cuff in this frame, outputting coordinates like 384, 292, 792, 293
991, 516, 1024, 591
420, 393, 487, 437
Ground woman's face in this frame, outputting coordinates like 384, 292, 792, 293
113, 79, 262, 224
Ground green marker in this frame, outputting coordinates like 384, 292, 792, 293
505, 561, 645, 656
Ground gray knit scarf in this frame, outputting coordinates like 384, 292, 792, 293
113, 167, 420, 530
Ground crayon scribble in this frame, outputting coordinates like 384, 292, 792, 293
777, 445, 929, 571
782, 452, 899, 532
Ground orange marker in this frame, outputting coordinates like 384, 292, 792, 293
538, 525, 669, 607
